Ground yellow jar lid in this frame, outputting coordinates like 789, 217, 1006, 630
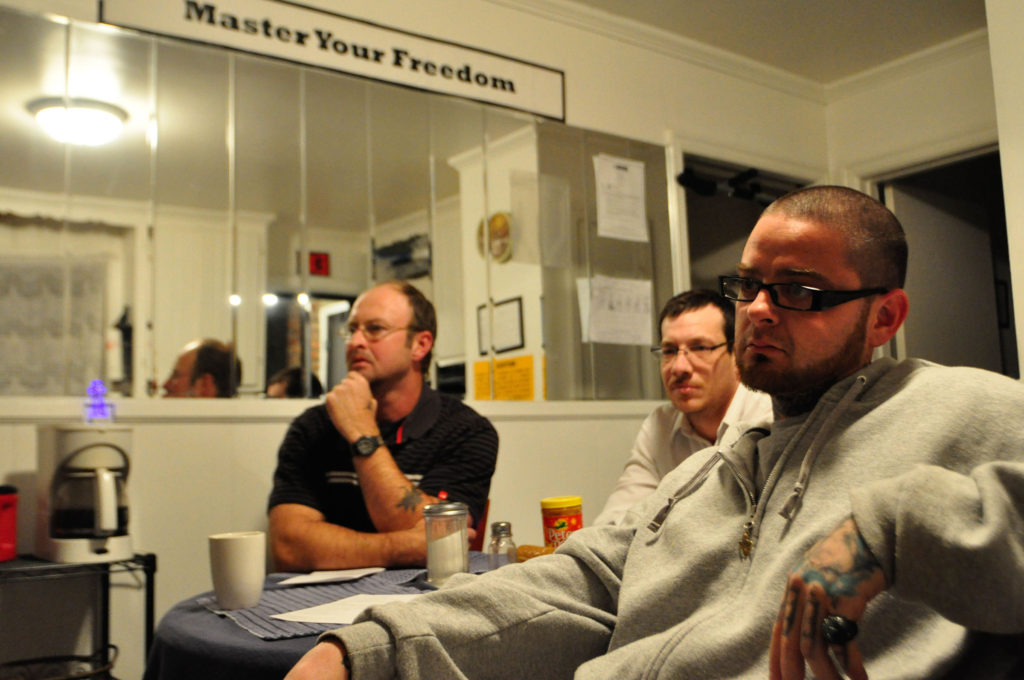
541, 495, 582, 510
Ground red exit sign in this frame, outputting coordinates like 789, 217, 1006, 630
309, 252, 330, 276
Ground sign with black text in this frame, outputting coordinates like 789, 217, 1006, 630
100, 0, 565, 120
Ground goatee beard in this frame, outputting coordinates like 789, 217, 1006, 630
738, 305, 871, 417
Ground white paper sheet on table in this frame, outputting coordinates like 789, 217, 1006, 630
271, 593, 420, 624
278, 567, 385, 586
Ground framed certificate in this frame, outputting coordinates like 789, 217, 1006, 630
477, 296, 525, 355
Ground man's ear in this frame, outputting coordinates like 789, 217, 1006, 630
867, 289, 909, 349
193, 373, 218, 397
410, 330, 434, 364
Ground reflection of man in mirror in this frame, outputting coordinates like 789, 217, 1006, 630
267, 281, 498, 571
162, 338, 242, 398
265, 366, 324, 398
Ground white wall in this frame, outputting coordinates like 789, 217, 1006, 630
825, 31, 997, 183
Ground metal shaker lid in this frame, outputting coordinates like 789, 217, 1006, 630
423, 501, 468, 517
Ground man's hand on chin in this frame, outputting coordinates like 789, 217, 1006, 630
326, 371, 379, 444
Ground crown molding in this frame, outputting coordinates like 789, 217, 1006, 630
825, 29, 989, 103
483, 0, 825, 104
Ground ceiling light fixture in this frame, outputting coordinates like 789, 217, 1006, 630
27, 97, 128, 146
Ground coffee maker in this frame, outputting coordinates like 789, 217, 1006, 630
36, 425, 133, 563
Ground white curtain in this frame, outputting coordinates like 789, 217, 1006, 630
0, 257, 106, 395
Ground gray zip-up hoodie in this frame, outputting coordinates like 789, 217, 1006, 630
331, 358, 1024, 679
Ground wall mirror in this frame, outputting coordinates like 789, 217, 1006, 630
0, 4, 671, 401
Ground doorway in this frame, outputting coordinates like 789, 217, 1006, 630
679, 154, 807, 291
880, 151, 1018, 378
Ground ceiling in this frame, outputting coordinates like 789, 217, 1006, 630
566, 0, 987, 83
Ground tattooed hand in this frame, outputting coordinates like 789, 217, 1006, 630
769, 517, 887, 680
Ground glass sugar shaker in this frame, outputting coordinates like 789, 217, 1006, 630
424, 501, 469, 586
486, 521, 517, 569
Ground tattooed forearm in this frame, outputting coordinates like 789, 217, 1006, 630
396, 486, 425, 512
800, 519, 882, 600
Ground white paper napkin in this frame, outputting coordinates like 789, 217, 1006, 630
271, 593, 419, 624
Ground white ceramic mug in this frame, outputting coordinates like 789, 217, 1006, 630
208, 530, 265, 609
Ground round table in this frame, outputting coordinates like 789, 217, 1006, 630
144, 556, 491, 680
143, 587, 318, 680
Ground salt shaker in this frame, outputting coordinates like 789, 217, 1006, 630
486, 521, 517, 570
424, 501, 469, 586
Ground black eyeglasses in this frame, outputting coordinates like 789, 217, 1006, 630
719, 275, 888, 312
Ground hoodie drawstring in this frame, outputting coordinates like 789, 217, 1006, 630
778, 375, 869, 520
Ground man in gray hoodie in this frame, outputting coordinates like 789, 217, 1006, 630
285, 186, 1024, 680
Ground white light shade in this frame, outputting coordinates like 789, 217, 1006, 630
28, 97, 128, 146
229, 294, 242, 307
262, 293, 279, 307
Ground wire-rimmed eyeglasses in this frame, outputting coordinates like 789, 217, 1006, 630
650, 342, 727, 364
719, 275, 888, 312
341, 322, 411, 342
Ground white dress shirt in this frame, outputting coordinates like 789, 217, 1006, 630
593, 384, 773, 526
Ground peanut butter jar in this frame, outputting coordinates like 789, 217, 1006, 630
540, 495, 582, 548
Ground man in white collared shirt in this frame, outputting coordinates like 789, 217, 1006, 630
594, 290, 773, 526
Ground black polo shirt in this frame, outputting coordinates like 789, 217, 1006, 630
268, 386, 497, 530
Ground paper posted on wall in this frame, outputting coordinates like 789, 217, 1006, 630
594, 154, 648, 243
585, 275, 653, 346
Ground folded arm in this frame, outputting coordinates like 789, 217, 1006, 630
269, 503, 426, 571
287, 524, 632, 679
851, 461, 1024, 632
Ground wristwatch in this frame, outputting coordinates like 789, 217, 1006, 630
352, 435, 384, 457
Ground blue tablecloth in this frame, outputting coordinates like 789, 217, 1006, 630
143, 554, 491, 680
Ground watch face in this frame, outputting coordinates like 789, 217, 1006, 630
354, 436, 381, 456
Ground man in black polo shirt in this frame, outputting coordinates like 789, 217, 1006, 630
268, 281, 498, 571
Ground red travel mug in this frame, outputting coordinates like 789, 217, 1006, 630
0, 485, 17, 562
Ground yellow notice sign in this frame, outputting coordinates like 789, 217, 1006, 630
473, 360, 492, 400
474, 355, 535, 400
494, 355, 534, 401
